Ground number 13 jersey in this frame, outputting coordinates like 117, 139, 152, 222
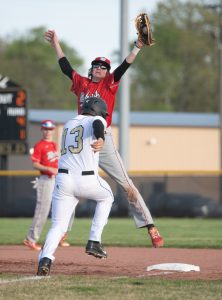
59, 115, 107, 175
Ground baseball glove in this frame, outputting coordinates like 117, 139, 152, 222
135, 13, 155, 46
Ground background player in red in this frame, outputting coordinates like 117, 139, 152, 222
24, 120, 69, 250
44, 29, 164, 248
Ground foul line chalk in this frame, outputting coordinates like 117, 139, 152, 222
0, 276, 50, 284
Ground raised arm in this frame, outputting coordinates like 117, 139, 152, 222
45, 30, 65, 59
126, 39, 144, 64
45, 30, 73, 79
113, 39, 144, 82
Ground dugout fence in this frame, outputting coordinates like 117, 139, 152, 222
0, 170, 222, 218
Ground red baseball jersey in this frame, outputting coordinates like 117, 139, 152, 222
71, 71, 120, 127
31, 139, 58, 176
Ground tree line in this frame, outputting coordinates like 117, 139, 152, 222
0, 0, 219, 112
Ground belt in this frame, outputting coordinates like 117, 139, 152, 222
58, 168, 94, 176
81, 171, 94, 175
58, 169, 68, 174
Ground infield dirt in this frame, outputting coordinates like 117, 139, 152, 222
0, 246, 221, 280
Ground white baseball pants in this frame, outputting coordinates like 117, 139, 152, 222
39, 171, 114, 261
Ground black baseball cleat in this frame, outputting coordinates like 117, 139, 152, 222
85, 240, 107, 259
37, 257, 52, 276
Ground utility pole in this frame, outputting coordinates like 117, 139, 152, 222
219, 2, 222, 171
205, 2, 222, 169
205, 2, 222, 203
119, 0, 130, 169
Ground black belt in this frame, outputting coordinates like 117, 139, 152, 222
82, 171, 94, 175
58, 168, 68, 174
58, 169, 94, 176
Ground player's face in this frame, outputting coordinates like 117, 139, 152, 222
92, 64, 108, 81
42, 128, 54, 140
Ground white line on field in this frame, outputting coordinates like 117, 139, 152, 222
0, 276, 50, 284
142, 271, 174, 277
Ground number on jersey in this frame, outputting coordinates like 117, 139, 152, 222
61, 125, 84, 155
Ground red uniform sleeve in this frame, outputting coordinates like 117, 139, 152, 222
71, 70, 86, 96
31, 142, 41, 163
106, 73, 120, 94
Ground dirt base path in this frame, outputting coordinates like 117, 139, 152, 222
0, 246, 221, 280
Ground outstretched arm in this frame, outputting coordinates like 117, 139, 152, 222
45, 30, 73, 79
45, 30, 65, 59
114, 39, 144, 82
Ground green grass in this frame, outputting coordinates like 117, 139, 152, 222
0, 275, 222, 300
0, 217, 221, 248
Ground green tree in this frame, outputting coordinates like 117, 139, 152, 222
0, 27, 83, 109
131, 0, 219, 112
0, 1, 220, 113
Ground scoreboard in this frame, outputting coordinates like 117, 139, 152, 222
0, 89, 28, 155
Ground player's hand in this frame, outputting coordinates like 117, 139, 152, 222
91, 138, 104, 152
45, 30, 58, 47
47, 167, 58, 175
135, 38, 145, 49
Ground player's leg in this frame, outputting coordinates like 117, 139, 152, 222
24, 176, 54, 250
38, 174, 77, 262
59, 209, 75, 247
99, 128, 164, 247
88, 178, 114, 242
99, 129, 153, 227
38, 195, 76, 263
80, 175, 114, 258
37, 188, 76, 277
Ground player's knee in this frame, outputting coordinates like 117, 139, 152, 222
125, 186, 138, 203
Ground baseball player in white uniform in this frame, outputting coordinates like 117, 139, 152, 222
37, 97, 114, 276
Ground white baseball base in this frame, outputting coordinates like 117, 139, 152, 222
147, 263, 200, 272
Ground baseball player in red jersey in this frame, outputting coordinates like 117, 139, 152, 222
37, 98, 113, 276
24, 120, 69, 250
45, 29, 164, 248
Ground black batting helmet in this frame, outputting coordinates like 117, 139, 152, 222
81, 97, 109, 119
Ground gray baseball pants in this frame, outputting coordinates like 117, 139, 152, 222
66, 127, 153, 231
26, 175, 55, 243
99, 127, 153, 228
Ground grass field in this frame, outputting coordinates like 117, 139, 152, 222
0, 218, 222, 300
0, 275, 222, 300
0, 217, 221, 248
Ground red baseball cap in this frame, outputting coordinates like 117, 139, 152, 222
41, 120, 56, 130
91, 57, 111, 70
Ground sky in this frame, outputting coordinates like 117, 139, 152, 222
1, 0, 162, 71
